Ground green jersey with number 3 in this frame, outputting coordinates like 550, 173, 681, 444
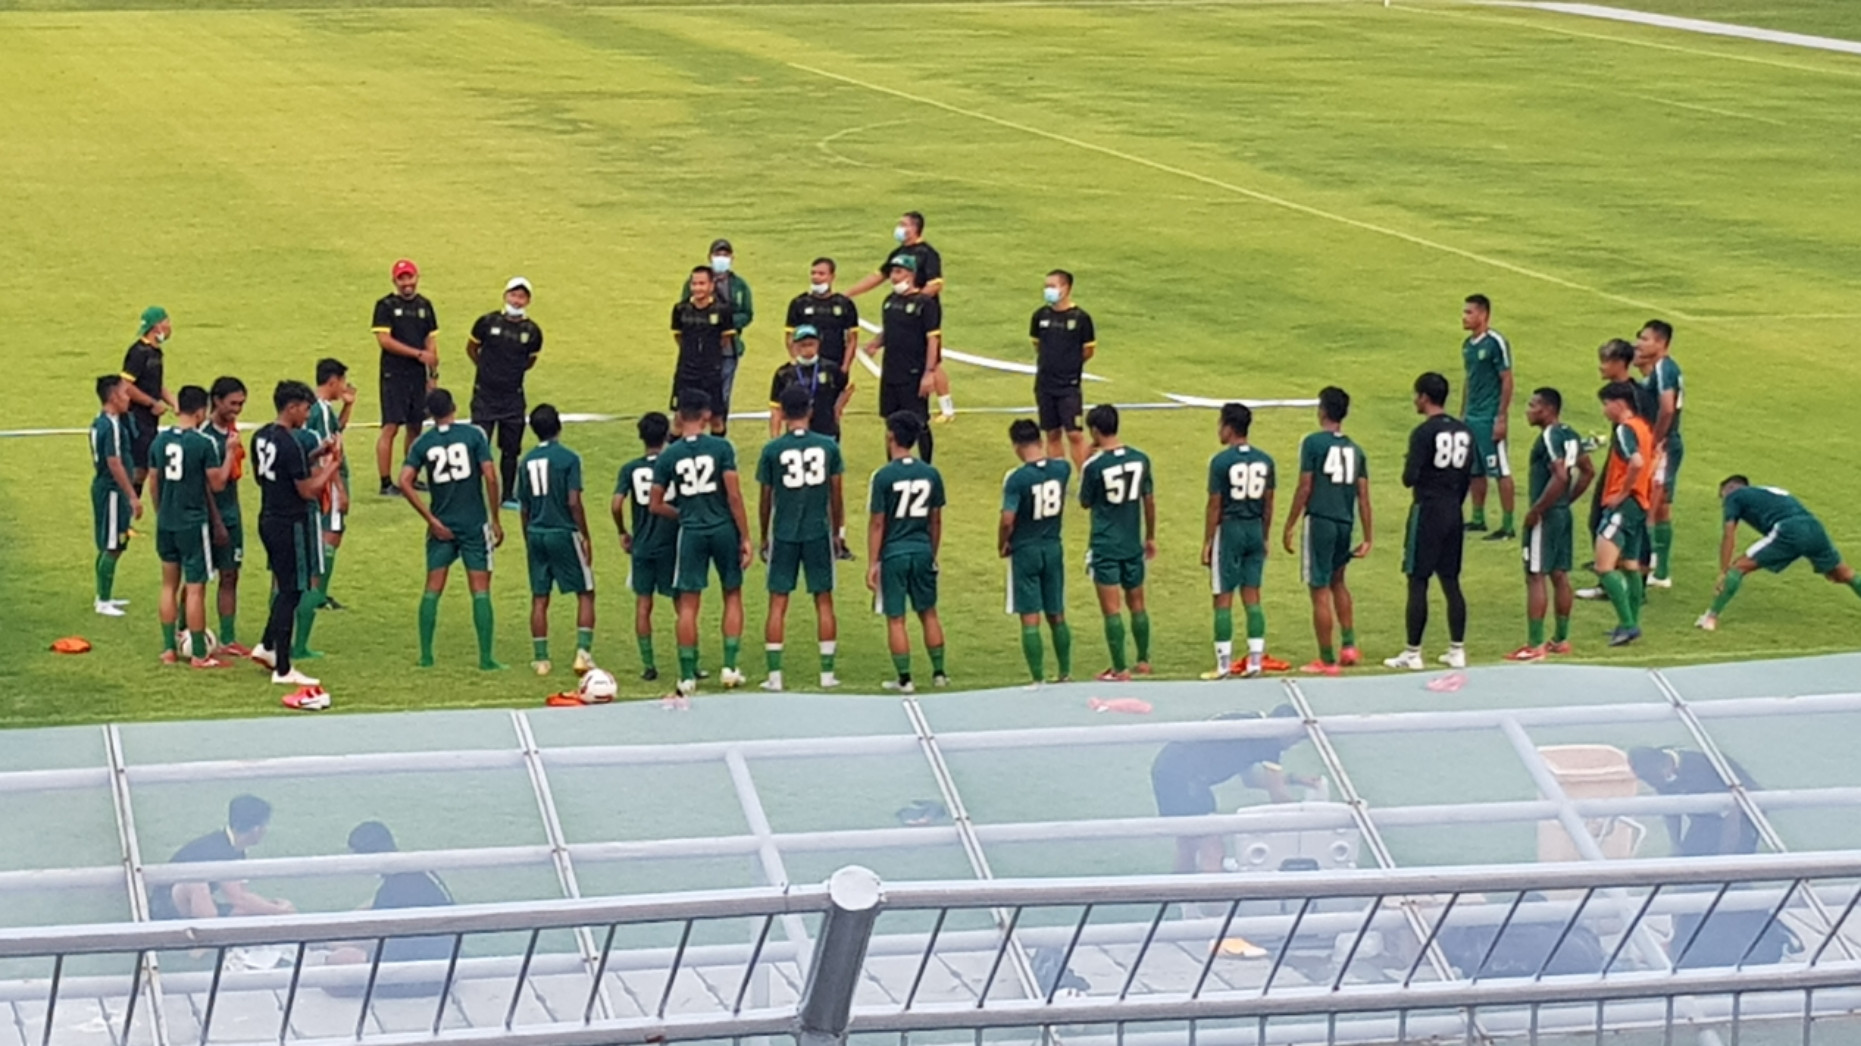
870, 457, 945, 558
1003, 458, 1071, 549
1528, 423, 1581, 507
1207, 444, 1275, 523
653, 434, 739, 534
756, 430, 844, 543
406, 423, 493, 532
150, 426, 219, 532
517, 440, 583, 532
1299, 431, 1367, 523
1080, 446, 1153, 560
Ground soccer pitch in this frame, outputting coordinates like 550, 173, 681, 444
2, 0, 1859, 727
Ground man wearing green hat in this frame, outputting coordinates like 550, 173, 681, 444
122, 306, 178, 495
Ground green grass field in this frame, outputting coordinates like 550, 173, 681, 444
3, 0, 1860, 728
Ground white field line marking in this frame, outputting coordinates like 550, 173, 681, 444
1493, 2, 1861, 56
1627, 92, 1789, 127
791, 62, 1692, 319
1164, 393, 1322, 408
855, 318, 1110, 381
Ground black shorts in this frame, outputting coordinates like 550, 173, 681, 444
671, 374, 725, 415
128, 410, 158, 469
380, 372, 428, 427
259, 514, 313, 594
1404, 501, 1466, 581
1036, 387, 1083, 433
1151, 758, 1217, 818
880, 382, 929, 421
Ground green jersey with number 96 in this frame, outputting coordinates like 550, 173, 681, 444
405, 423, 493, 531
1207, 444, 1275, 524
1299, 431, 1367, 524
653, 434, 739, 534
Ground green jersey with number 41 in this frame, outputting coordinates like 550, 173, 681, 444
870, 457, 945, 558
1003, 458, 1071, 548
1299, 431, 1367, 523
756, 430, 845, 543
653, 434, 739, 534
1079, 446, 1153, 561
406, 423, 493, 531
518, 440, 583, 533
1208, 444, 1275, 523
1528, 423, 1582, 508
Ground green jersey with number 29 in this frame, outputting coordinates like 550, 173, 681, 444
405, 423, 493, 531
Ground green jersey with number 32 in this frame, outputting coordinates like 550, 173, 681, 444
1299, 431, 1367, 523
653, 434, 739, 534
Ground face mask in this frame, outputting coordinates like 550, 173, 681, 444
893, 280, 913, 295
1043, 286, 1062, 305
893, 225, 908, 243
154, 329, 169, 344
711, 255, 732, 274
503, 303, 526, 318
809, 281, 830, 295
797, 353, 819, 367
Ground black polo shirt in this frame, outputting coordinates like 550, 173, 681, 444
252, 421, 314, 521
1030, 305, 1096, 390
122, 338, 164, 422
673, 298, 736, 383
147, 829, 244, 920
879, 292, 941, 386
880, 241, 943, 291
785, 293, 859, 368
769, 361, 848, 438
372, 293, 439, 382
468, 311, 543, 419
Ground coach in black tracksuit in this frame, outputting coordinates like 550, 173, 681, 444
467, 277, 543, 502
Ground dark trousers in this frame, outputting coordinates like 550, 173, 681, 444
476, 416, 524, 502
258, 516, 305, 676
880, 383, 934, 462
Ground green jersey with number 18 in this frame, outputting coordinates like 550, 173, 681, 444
1079, 446, 1153, 561
1003, 458, 1071, 548
652, 434, 739, 534
871, 457, 945, 558
755, 430, 845, 543
1299, 431, 1367, 524
405, 423, 493, 532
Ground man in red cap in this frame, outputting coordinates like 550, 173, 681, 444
372, 260, 440, 497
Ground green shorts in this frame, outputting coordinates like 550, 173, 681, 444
1655, 440, 1683, 503
1522, 507, 1573, 575
879, 550, 938, 617
1008, 543, 1066, 617
156, 524, 214, 584
526, 528, 593, 596
1466, 417, 1506, 479
427, 522, 495, 573
629, 545, 677, 598
768, 536, 835, 595
1212, 520, 1266, 593
1749, 515, 1842, 575
92, 479, 133, 554
1596, 499, 1648, 561
213, 515, 245, 574
1300, 516, 1355, 588
674, 525, 743, 592
1086, 548, 1145, 590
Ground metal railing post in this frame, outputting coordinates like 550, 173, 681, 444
796, 866, 883, 1046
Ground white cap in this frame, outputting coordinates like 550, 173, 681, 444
505, 276, 533, 294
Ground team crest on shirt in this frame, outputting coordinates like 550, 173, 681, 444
906, 303, 918, 315
418, 308, 427, 318
833, 306, 843, 316
710, 313, 721, 325
1066, 319, 1077, 330
520, 332, 530, 344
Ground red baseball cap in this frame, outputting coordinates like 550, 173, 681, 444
392, 259, 419, 279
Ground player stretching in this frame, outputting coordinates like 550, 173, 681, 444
868, 412, 949, 692
150, 387, 232, 667
1594, 382, 1655, 646
615, 414, 676, 682
517, 405, 595, 676
1079, 404, 1155, 681
651, 389, 753, 696
1202, 403, 1275, 679
1636, 321, 1684, 588
1386, 373, 1476, 671
1698, 478, 1861, 630
1460, 294, 1515, 540
756, 385, 846, 691
203, 378, 249, 654
1001, 419, 1073, 684
90, 375, 140, 617
1507, 389, 1594, 661
250, 381, 341, 690
1283, 387, 1373, 675
400, 389, 505, 670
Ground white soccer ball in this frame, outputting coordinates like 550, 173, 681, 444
177, 630, 219, 658
578, 668, 618, 704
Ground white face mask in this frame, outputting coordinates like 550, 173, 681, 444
893, 225, 908, 243
797, 353, 819, 367
711, 255, 732, 274
503, 303, 526, 318
154, 329, 169, 344
893, 279, 913, 295
1043, 286, 1062, 304
809, 281, 830, 295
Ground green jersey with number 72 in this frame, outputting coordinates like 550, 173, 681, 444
870, 457, 945, 557
1299, 431, 1367, 524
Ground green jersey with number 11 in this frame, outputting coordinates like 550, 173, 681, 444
1080, 446, 1153, 560
653, 434, 739, 534
870, 457, 945, 558
756, 430, 844, 543
517, 440, 583, 533
406, 423, 493, 531
1003, 458, 1071, 548
1299, 431, 1367, 524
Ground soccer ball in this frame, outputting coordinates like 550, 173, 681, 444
177, 629, 219, 658
577, 668, 618, 704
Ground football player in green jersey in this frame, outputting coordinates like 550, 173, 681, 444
90, 375, 141, 616
1636, 321, 1684, 587
204, 377, 249, 654
1698, 477, 1861, 630
650, 389, 754, 696
756, 385, 846, 691
1507, 389, 1594, 662
1282, 388, 1373, 675
400, 388, 505, 670
614, 413, 675, 682
517, 405, 595, 676
149, 386, 234, 667
307, 358, 356, 613
867, 411, 949, 692
1459, 294, 1515, 539
1202, 403, 1275, 679
1000, 419, 1073, 684
1078, 405, 1154, 681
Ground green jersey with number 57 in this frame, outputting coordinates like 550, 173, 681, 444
517, 440, 583, 533
1080, 445, 1153, 560
405, 423, 493, 532
1207, 444, 1275, 524
870, 457, 945, 558
652, 434, 739, 534
1003, 458, 1071, 549
755, 430, 844, 543
1299, 431, 1367, 524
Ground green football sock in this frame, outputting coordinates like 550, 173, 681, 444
678, 644, 698, 683
219, 611, 237, 647
637, 632, 656, 671
1601, 571, 1634, 629
1103, 614, 1127, 671
576, 627, 593, 654
819, 640, 836, 673
927, 645, 946, 675
96, 554, 118, 602
1501, 510, 1515, 534
766, 643, 783, 673
1340, 626, 1357, 648
1628, 571, 1646, 625
161, 620, 177, 655
1213, 606, 1234, 644
1130, 611, 1151, 662
322, 545, 338, 595
1710, 569, 1745, 615
722, 636, 742, 670
293, 586, 324, 656
532, 637, 549, 661
1244, 603, 1266, 640
1320, 644, 1336, 666
891, 651, 912, 680
418, 591, 440, 666
1653, 522, 1674, 581
1020, 625, 1044, 681
1554, 614, 1571, 642
1849, 576, 1861, 600
1052, 620, 1073, 678
1472, 505, 1487, 527
471, 590, 499, 668
1528, 617, 1545, 647
190, 627, 208, 659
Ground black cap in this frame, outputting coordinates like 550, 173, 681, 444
709, 238, 733, 255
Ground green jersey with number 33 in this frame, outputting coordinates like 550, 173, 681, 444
1003, 458, 1071, 549
405, 423, 493, 532
756, 430, 844, 543
653, 434, 739, 534
1299, 431, 1367, 524
1080, 446, 1153, 560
